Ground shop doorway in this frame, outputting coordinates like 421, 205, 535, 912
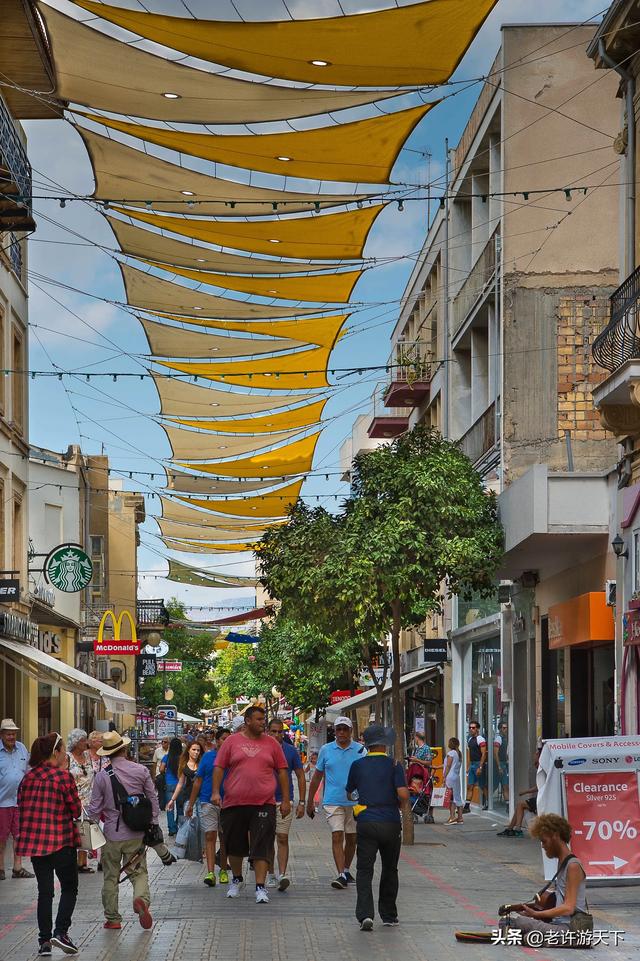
570, 645, 615, 736
473, 684, 508, 812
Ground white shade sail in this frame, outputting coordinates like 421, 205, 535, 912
164, 424, 304, 460
140, 317, 300, 359
151, 373, 319, 417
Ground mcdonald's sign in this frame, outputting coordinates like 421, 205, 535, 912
93, 609, 141, 655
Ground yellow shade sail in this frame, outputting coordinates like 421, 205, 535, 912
167, 472, 284, 496
82, 105, 432, 184
166, 399, 326, 435
162, 538, 259, 554
73, 0, 498, 87
164, 424, 304, 460
166, 558, 258, 589
159, 519, 273, 542
110, 218, 347, 275
42, 4, 402, 123
176, 431, 320, 478
161, 497, 280, 528
141, 317, 301, 359
151, 372, 319, 417
113, 205, 384, 260
176, 478, 302, 518
140, 261, 361, 304
122, 264, 323, 319
149, 313, 348, 350
157, 347, 329, 390
80, 129, 366, 217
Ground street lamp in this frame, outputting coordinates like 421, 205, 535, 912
164, 687, 174, 702
612, 534, 629, 559
146, 631, 162, 648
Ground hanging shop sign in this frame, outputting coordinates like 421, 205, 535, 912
93, 609, 140, 655
423, 639, 449, 663
157, 660, 182, 672
623, 608, 640, 646
44, 544, 93, 593
329, 689, 363, 705
136, 652, 157, 679
0, 610, 39, 644
0, 579, 20, 603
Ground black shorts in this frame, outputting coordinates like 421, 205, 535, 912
220, 804, 276, 861
526, 797, 537, 815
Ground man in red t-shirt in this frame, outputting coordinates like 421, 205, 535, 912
212, 706, 289, 904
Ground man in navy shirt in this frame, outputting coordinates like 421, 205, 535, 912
267, 718, 305, 891
346, 725, 408, 932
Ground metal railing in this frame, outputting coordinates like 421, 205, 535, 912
371, 382, 411, 419
458, 403, 496, 465
137, 599, 170, 627
451, 227, 499, 336
592, 264, 640, 372
80, 604, 113, 631
0, 95, 32, 218
386, 339, 432, 384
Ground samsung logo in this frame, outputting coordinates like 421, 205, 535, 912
568, 758, 587, 766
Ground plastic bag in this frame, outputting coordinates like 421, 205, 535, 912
174, 813, 203, 862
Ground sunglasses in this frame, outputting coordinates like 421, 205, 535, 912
52, 733, 62, 752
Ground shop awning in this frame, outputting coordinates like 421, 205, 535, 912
177, 711, 201, 725
0, 636, 137, 715
325, 666, 438, 715
210, 607, 270, 626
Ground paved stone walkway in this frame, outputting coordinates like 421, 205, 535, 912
1, 810, 639, 961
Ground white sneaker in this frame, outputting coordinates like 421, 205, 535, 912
255, 887, 270, 904
278, 874, 290, 892
226, 879, 244, 898
360, 918, 374, 932
267, 874, 278, 888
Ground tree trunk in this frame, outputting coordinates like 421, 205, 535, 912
364, 649, 387, 723
390, 600, 413, 845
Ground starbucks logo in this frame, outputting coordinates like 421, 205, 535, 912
44, 544, 93, 593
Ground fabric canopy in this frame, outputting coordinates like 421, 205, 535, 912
41, 5, 401, 122
80, 129, 367, 217
157, 345, 332, 390
176, 431, 320, 478
113, 205, 384, 259
164, 424, 304, 460
83, 105, 432, 184
151, 373, 319, 417
210, 608, 269, 626
73, 0, 498, 87
161, 496, 283, 529
166, 558, 258, 589
109, 219, 347, 276
166, 398, 326, 434
176, 478, 302, 518
149, 313, 347, 350
122, 265, 324, 318
162, 538, 258, 553
159, 519, 272, 542
140, 261, 361, 304
167, 472, 283, 495
140, 317, 300, 359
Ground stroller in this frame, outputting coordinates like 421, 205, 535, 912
409, 771, 435, 824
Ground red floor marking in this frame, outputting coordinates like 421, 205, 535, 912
400, 849, 553, 960
0, 897, 39, 941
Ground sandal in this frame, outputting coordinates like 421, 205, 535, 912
78, 866, 95, 874
12, 868, 34, 879
0, 870, 5, 881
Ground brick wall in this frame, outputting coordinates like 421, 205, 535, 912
556, 294, 611, 443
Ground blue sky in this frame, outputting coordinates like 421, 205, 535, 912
25, 0, 607, 613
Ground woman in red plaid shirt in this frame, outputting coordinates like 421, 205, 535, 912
16, 733, 82, 957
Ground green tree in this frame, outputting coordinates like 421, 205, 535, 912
258, 426, 504, 841
139, 598, 218, 716
212, 644, 263, 704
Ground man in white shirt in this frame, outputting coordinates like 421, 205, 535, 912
151, 739, 169, 780
0, 719, 32, 880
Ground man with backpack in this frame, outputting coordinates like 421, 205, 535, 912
88, 730, 159, 931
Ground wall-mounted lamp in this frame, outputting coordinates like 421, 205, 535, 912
612, 534, 629, 559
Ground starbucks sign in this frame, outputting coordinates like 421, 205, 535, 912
44, 544, 93, 593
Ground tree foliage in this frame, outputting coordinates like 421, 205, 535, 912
139, 598, 219, 715
213, 644, 263, 704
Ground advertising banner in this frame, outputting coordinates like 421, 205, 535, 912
564, 771, 640, 880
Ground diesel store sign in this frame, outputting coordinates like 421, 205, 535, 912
0, 611, 39, 645
0, 579, 20, 603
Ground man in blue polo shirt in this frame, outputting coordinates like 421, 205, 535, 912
185, 728, 230, 887
346, 724, 408, 931
307, 716, 365, 889
267, 718, 305, 892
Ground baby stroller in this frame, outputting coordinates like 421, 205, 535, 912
409, 771, 435, 824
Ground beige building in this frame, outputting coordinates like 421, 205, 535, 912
355, 24, 621, 812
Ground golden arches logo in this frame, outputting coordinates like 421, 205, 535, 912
97, 609, 137, 645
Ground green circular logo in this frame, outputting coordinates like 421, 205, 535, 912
44, 544, 93, 593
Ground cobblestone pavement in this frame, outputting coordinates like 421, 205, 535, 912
1, 810, 639, 961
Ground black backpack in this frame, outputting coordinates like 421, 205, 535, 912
106, 763, 153, 833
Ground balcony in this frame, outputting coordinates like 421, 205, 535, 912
592, 264, 640, 373
137, 599, 170, 628
458, 403, 496, 465
383, 339, 432, 408
0, 95, 34, 232
368, 384, 410, 439
451, 227, 499, 337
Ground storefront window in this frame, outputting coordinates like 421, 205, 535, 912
38, 682, 60, 737
467, 637, 505, 812
458, 589, 500, 628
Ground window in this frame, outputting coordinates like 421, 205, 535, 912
12, 494, 22, 582
11, 325, 24, 433
0, 307, 5, 416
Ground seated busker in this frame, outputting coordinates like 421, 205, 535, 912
498, 814, 592, 948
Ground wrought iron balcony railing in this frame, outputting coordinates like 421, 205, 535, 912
137, 599, 170, 627
592, 264, 640, 372
0, 94, 34, 232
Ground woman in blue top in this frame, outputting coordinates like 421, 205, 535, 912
159, 737, 183, 836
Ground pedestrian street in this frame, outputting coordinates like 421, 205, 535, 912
1, 813, 639, 961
